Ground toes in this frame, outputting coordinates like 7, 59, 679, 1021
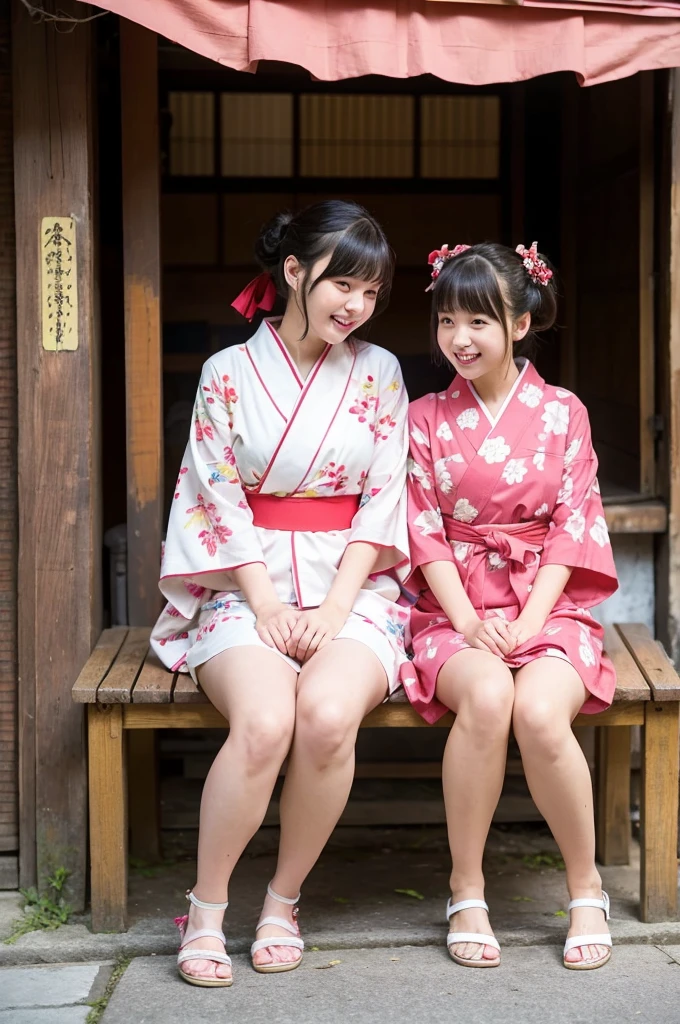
215, 964, 232, 979
253, 950, 273, 966
483, 945, 499, 961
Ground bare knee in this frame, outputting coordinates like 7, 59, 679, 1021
295, 698, 357, 767
231, 712, 295, 775
513, 697, 568, 761
455, 668, 514, 740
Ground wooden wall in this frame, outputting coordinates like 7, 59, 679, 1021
0, 0, 18, 889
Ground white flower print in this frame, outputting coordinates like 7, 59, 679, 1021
518, 383, 544, 408
534, 502, 549, 518
564, 507, 586, 544
410, 426, 430, 448
501, 458, 528, 485
451, 390, 460, 399
436, 421, 453, 442
456, 408, 479, 431
408, 458, 432, 491
541, 400, 570, 436
564, 436, 582, 467
434, 458, 453, 495
589, 515, 610, 548
449, 452, 464, 463
578, 627, 596, 668
488, 551, 507, 571
453, 498, 479, 523
453, 541, 472, 564
587, 477, 601, 498
533, 447, 546, 472
544, 626, 562, 636
478, 436, 511, 464
413, 509, 443, 536
556, 388, 572, 399
557, 472, 574, 507
425, 637, 438, 660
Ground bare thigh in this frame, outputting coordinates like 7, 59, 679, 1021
296, 638, 388, 724
197, 645, 298, 727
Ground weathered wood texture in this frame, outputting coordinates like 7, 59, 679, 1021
0, 1, 18, 861
13, 1, 102, 903
121, 20, 163, 627
640, 700, 679, 921
595, 726, 631, 866
88, 705, 127, 933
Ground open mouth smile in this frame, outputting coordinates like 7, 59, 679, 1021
455, 352, 481, 366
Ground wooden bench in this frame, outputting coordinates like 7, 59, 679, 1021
72, 622, 680, 932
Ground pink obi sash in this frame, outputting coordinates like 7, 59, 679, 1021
246, 493, 360, 533
443, 517, 550, 608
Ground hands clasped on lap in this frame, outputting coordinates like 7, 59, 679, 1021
255, 600, 348, 663
463, 614, 542, 659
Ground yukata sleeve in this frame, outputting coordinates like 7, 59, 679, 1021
158, 358, 266, 619
540, 399, 618, 606
405, 403, 455, 592
346, 360, 410, 576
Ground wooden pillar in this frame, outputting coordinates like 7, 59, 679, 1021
594, 726, 631, 866
120, 19, 163, 627
640, 701, 679, 921
89, 705, 127, 932
12, 0, 102, 905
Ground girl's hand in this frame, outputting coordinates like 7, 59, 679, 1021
255, 601, 301, 656
287, 600, 349, 662
507, 615, 544, 649
463, 616, 517, 658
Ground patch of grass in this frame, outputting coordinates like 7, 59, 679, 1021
522, 852, 566, 871
3, 867, 72, 945
86, 956, 131, 1024
394, 888, 425, 901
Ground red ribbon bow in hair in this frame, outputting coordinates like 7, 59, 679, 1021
425, 244, 471, 291
231, 272, 277, 321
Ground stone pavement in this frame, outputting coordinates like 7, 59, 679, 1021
0, 961, 113, 1023
101, 945, 680, 1024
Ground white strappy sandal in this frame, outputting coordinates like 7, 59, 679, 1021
563, 890, 612, 971
446, 897, 501, 968
175, 890, 233, 988
251, 882, 305, 974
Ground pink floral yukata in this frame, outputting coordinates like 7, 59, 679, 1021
405, 358, 618, 724
151, 319, 411, 691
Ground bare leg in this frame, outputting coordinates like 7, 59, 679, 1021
180, 647, 297, 981
252, 639, 387, 967
436, 649, 515, 963
513, 657, 610, 965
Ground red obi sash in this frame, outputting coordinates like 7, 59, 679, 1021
246, 493, 360, 533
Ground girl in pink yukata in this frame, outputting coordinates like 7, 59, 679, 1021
405, 241, 618, 972
152, 201, 411, 987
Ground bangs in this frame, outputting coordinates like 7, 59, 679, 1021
433, 253, 506, 325
311, 218, 395, 304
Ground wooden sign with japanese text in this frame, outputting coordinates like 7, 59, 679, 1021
41, 216, 78, 351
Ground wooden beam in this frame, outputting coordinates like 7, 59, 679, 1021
638, 74, 655, 497
12, 0, 102, 905
120, 19, 163, 627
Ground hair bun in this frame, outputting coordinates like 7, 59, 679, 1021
255, 211, 294, 271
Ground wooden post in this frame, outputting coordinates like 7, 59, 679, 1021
12, 0, 102, 905
128, 730, 161, 863
594, 726, 631, 866
120, 19, 163, 627
89, 705, 127, 932
640, 701, 679, 922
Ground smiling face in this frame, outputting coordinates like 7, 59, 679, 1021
284, 253, 382, 346
436, 308, 512, 380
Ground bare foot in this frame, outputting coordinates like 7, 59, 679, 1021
178, 903, 232, 982
448, 899, 500, 965
565, 901, 610, 966
252, 888, 302, 969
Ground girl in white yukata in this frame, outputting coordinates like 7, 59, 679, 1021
405, 242, 618, 972
151, 201, 410, 987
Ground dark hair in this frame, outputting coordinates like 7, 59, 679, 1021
255, 200, 395, 340
430, 241, 557, 364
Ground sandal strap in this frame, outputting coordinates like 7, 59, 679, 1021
447, 932, 500, 952
256, 915, 298, 936
186, 890, 229, 912
177, 948, 232, 967
446, 898, 489, 920
180, 927, 227, 947
251, 936, 304, 956
267, 882, 300, 905
564, 934, 612, 955
567, 891, 610, 920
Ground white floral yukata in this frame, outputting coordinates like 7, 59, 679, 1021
406, 358, 618, 724
151, 319, 411, 690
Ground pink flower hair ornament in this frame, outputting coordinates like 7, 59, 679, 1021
425, 243, 471, 291
515, 242, 553, 286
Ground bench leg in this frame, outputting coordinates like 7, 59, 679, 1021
595, 726, 631, 865
640, 701, 679, 922
88, 704, 128, 932
128, 730, 161, 864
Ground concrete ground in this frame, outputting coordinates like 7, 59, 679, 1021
0, 961, 113, 1023
100, 945, 680, 1024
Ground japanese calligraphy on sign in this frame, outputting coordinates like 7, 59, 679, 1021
41, 217, 78, 351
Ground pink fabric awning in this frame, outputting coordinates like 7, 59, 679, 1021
84, 0, 680, 85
